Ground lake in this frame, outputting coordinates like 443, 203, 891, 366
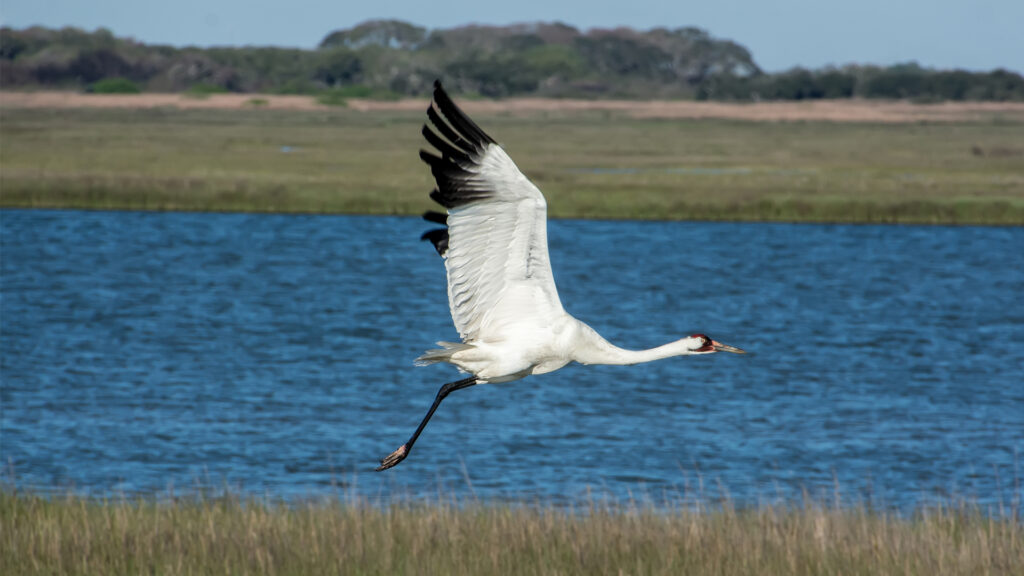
2, 210, 1022, 510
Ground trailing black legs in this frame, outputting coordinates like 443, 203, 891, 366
376, 376, 478, 471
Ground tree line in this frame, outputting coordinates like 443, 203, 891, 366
1, 21, 1021, 101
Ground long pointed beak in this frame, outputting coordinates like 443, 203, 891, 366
712, 340, 746, 354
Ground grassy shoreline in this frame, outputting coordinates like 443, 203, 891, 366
2, 107, 1022, 225
2, 489, 1020, 575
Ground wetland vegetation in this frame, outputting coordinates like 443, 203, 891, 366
2, 106, 1022, 224
2, 488, 1020, 576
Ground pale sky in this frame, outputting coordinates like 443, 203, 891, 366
2, 0, 1021, 73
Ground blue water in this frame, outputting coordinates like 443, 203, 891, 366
2, 210, 1022, 510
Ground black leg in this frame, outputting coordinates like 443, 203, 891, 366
376, 376, 478, 471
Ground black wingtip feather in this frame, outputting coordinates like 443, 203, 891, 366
418, 80, 500, 250
419, 149, 442, 166
426, 105, 477, 155
420, 228, 449, 256
421, 125, 470, 163
431, 81, 496, 147
428, 188, 449, 208
422, 210, 447, 225
419, 210, 448, 257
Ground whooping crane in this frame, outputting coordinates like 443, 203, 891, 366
377, 81, 745, 471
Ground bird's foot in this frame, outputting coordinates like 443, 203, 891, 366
376, 444, 409, 471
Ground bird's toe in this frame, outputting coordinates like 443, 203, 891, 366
375, 444, 409, 471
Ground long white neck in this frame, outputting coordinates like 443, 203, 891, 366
570, 320, 700, 366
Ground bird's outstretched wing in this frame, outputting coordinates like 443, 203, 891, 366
420, 81, 564, 343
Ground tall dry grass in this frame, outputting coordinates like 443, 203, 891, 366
2, 488, 1020, 575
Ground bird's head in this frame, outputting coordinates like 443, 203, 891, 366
687, 333, 746, 355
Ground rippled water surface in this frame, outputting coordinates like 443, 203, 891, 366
2, 210, 1022, 509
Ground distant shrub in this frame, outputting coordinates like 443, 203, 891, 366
245, 98, 268, 107
273, 79, 319, 95
333, 84, 373, 98
315, 91, 349, 107
88, 77, 140, 94
71, 49, 133, 83
331, 84, 401, 100
314, 48, 363, 86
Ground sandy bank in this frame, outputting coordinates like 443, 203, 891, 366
3, 91, 1023, 123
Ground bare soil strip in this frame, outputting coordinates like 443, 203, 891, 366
3, 91, 1024, 123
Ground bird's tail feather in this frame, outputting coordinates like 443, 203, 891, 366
415, 341, 474, 366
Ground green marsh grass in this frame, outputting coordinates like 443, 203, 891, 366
87, 78, 141, 94
1, 488, 1020, 575
315, 91, 350, 107
1, 107, 1022, 224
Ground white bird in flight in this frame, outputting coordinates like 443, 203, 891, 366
377, 80, 745, 471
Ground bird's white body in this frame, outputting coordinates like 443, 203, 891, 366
416, 143, 712, 383
421, 314, 712, 383
376, 81, 743, 470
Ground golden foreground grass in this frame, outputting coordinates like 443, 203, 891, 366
2, 98, 1023, 224
2, 489, 1020, 576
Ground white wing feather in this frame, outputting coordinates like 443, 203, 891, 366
445, 146, 563, 342
418, 83, 565, 344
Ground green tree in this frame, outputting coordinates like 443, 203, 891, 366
0, 28, 28, 59
315, 48, 363, 87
